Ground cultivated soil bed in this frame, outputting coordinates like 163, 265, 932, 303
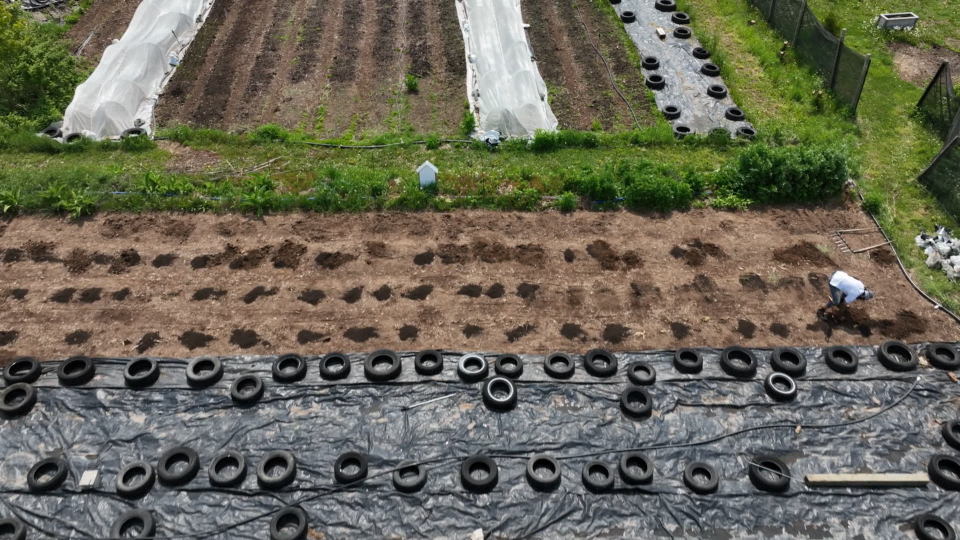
0, 205, 955, 360
64, 0, 142, 61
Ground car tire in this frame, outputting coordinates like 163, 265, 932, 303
683, 462, 719, 494
334, 451, 368, 484
319, 353, 351, 380
877, 340, 918, 371
27, 457, 68, 492
584, 348, 618, 378
124, 358, 160, 388
701, 62, 720, 77
582, 461, 615, 493
619, 452, 654, 485
230, 374, 265, 404
0, 383, 37, 417
720, 346, 758, 378
116, 461, 155, 499
526, 454, 561, 491
673, 27, 692, 39
620, 386, 653, 418
208, 449, 247, 488
364, 349, 401, 381
393, 460, 428, 493
270, 507, 307, 540
3, 357, 41, 385
414, 350, 443, 376
929, 454, 960, 491
914, 514, 957, 540
110, 509, 156, 539
0, 517, 26, 540
461, 455, 498, 492
645, 74, 666, 90
544, 353, 575, 379
257, 451, 297, 489
764, 372, 798, 401
57, 356, 95, 386
157, 446, 200, 486
641, 56, 660, 70
655, 0, 676, 12
671, 11, 690, 24
620, 10, 636, 23
926, 343, 960, 370
457, 354, 489, 382
272, 354, 306, 383
770, 347, 806, 377
707, 84, 728, 98
482, 377, 517, 411
662, 105, 681, 119
692, 46, 710, 59
674, 348, 703, 373
186, 356, 223, 387
943, 420, 960, 451
824, 346, 858, 374
725, 107, 746, 121
121, 128, 147, 139
627, 362, 656, 385
63, 133, 84, 144
748, 456, 790, 492
494, 354, 523, 378
736, 126, 757, 139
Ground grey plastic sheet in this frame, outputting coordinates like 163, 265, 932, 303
1, 344, 958, 539
614, 0, 752, 135
9, 0, 65, 10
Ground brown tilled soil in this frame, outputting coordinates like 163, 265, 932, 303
889, 42, 960, 87
64, 0, 142, 61
0, 205, 956, 360
521, 0, 654, 130
154, 0, 466, 136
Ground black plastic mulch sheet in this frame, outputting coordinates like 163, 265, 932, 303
1, 345, 958, 539
9, 0, 67, 10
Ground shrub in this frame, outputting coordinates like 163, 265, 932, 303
555, 191, 578, 212
387, 178, 433, 210
424, 133, 441, 150
42, 184, 97, 218
862, 192, 884, 215
120, 133, 156, 152
0, 188, 22, 215
460, 109, 476, 136
564, 166, 621, 203
249, 124, 290, 143
405, 74, 419, 93
621, 161, 693, 211
710, 193, 751, 211
717, 143, 850, 203
497, 187, 542, 210
530, 130, 559, 152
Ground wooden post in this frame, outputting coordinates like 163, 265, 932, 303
805, 473, 928, 488
850, 53, 872, 115
791, 0, 808, 46
767, 0, 778, 23
828, 29, 846, 89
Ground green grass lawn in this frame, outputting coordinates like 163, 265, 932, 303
1, 0, 958, 310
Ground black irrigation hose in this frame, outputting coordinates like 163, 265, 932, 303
573, 2, 643, 131
152, 137, 475, 149
856, 188, 960, 326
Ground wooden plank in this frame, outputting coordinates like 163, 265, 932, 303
804, 473, 928, 488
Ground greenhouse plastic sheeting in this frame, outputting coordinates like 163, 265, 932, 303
1, 345, 958, 539
60, 0, 215, 140
615, 0, 751, 134
457, 0, 558, 138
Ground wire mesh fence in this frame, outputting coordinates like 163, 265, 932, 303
749, 0, 870, 114
917, 62, 960, 142
918, 136, 960, 221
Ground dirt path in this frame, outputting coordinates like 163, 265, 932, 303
64, 0, 141, 61
0, 206, 954, 361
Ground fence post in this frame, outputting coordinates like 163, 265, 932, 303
791, 0, 807, 46
767, 0, 778, 22
828, 28, 846, 89
850, 53, 871, 116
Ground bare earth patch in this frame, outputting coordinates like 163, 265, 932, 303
889, 42, 960, 87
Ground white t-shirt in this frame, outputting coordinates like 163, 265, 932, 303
829, 271, 865, 304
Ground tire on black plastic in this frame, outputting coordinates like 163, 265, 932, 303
674, 348, 703, 373
230, 374, 265, 404
0, 383, 37, 417
720, 346, 758, 378
157, 446, 200, 486
671, 11, 690, 24
645, 74, 666, 90
482, 377, 517, 411
725, 107, 746, 122
928, 454, 960, 491
526, 454, 561, 491
707, 84, 728, 98
272, 354, 307, 383
3, 357, 41, 385
673, 27, 692, 39
27, 457, 69, 492
457, 354, 489, 382
673, 124, 692, 139
57, 356, 95, 386
655, 0, 676, 12
641, 56, 660, 70
914, 514, 957, 540
700, 62, 721, 77
620, 10, 636, 23
124, 358, 160, 388
208, 449, 247, 488
683, 462, 719, 494
544, 353, 575, 379
620, 386, 653, 419
319, 352, 351, 380
662, 105, 681, 120
582, 461, 615, 493
364, 350, 401, 381
414, 350, 443, 376
748, 456, 790, 492
186, 356, 223, 387
619, 452, 654, 485
627, 362, 656, 385
770, 347, 806, 377
110, 509, 156, 539
824, 346, 858, 373
926, 343, 960, 370
494, 354, 523, 378
334, 451, 368, 484
764, 372, 798, 402
943, 420, 960, 451
116, 461, 156, 499
393, 460, 428, 493
461, 455, 498, 492
0, 517, 26, 540
270, 507, 307, 540
257, 451, 297, 489
877, 340, 918, 371
584, 348, 618, 378
692, 46, 710, 59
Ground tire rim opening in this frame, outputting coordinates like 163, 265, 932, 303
122, 467, 146, 486
729, 351, 751, 366
675, 126, 692, 134
921, 519, 951, 539
464, 357, 484, 372
940, 459, 960, 482
264, 457, 289, 478
372, 355, 394, 371
780, 352, 799, 366
325, 356, 346, 371
119, 518, 144, 537
588, 464, 609, 481
633, 365, 651, 378
276, 514, 301, 535
278, 357, 300, 373
34, 462, 60, 483
623, 10, 634, 17
625, 456, 647, 475
9, 361, 32, 376
592, 354, 612, 368
834, 350, 853, 364
194, 360, 215, 375
128, 360, 152, 377
692, 467, 712, 484
888, 345, 911, 363
710, 85, 725, 93
237, 378, 258, 395
626, 390, 647, 407
739, 127, 756, 136
679, 351, 698, 363
533, 459, 556, 478
759, 461, 785, 481
500, 358, 517, 369
549, 357, 569, 369
399, 465, 420, 481
420, 354, 438, 367
649, 75, 664, 84
4, 389, 26, 406
490, 380, 512, 400
215, 457, 239, 476
950, 424, 960, 437
469, 462, 490, 481
0, 523, 16, 535
63, 360, 86, 375
665, 106, 679, 114
340, 458, 361, 476
167, 454, 191, 474
771, 376, 791, 392
934, 346, 956, 361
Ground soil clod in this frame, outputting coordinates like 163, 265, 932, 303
560, 323, 588, 341
372, 285, 392, 301
9, 289, 28, 300
774, 242, 834, 267
230, 246, 272, 270
316, 251, 358, 270
192, 288, 227, 301
230, 329, 262, 349
297, 330, 329, 344
458, 284, 483, 298
413, 251, 435, 265
24, 241, 58, 263
298, 289, 326, 305
736, 319, 757, 339
342, 286, 364, 304
78, 288, 102, 303
50, 288, 77, 303
402, 285, 434, 301
109, 249, 141, 274
516, 283, 540, 300
670, 322, 691, 339
65, 330, 91, 345
2, 248, 23, 263
243, 286, 278, 304
344, 327, 379, 342
272, 240, 307, 269
485, 283, 505, 298
739, 273, 767, 291
505, 323, 535, 343
399, 325, 419, 341
179, 330, 216, 350
870, 248, 897, 266
64, 248, 96, 274
0, 331, 19, 347
365, 241, 389, 258
463, 325, 483, 338
136, 332, 161, 354
152, 254, 178, 267
770, 323, 790, 338
564, 248, 575, 263
602, 323, 630, 344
